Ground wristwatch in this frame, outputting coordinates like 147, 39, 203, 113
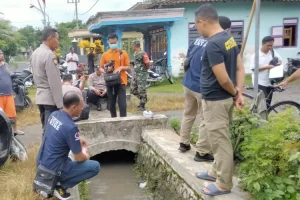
233, 88, 239, 98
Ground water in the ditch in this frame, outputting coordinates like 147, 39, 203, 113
89, 150, 149, 200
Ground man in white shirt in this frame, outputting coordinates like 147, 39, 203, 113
66, 47, 79, 74
250, 36, 282, 108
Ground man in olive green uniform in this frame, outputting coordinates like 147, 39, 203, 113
30, 28, 63, 134
130, 40, 150, 111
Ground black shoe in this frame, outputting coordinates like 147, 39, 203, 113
54, 186, 71, 200
97, 101, 102, 111
194, 152, 214, 162
179, 143, 191, 152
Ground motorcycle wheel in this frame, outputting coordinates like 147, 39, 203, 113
146, 82, 152, 88
165, 69, 174, 84
10, 136, 28, 161
159, 74, 165, 83
24, 96, 33, 109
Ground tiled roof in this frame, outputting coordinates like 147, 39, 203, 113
149, 0, 300, 7
127, 2, 152, 11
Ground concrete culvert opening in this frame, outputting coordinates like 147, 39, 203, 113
88, 150, 149, 200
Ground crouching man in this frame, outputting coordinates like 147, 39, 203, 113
36, 91, 100, 200
62, 74, 90, 121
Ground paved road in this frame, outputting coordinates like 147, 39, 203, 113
8, 63, 30, 72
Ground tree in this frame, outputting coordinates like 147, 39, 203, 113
18, 25, 41, 51
55, 20, 87, 55
0, 19, 18, 62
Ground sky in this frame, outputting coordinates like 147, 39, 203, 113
0, 0, 140, 29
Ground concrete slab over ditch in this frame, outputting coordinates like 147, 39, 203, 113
142, 129, 250, 200
76, 114, 168, 156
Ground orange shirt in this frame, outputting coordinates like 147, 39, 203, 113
100, 49, 130, 85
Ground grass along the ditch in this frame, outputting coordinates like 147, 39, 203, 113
0, 144, 90, 200
17, 87, 40, 128
0, 145, 42, 200
128, 94, 184, 113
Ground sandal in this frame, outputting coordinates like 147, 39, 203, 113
201, 184, 231, 196
195, 172, 216, 182
14, 130, 25, 135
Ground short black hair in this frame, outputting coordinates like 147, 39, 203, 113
62, 74, 73, 82
195, 4, 218, 21
42, 27, 58, 41
133, 43, 140, 48
108, 33, 118, 40
63, 91, 81, 109
262, 36, 275, 44
70, 47, 75, 51
219, 16, 231, 30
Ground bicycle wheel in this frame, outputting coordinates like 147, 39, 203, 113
267, 101, 300, 118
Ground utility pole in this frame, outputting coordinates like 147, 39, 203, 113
37, 0, 46, 28
254, 0, 261, 95
68, 0, 80, 29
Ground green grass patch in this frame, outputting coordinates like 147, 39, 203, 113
147, 77, 184, 93
79, 180, 89, 200
144, 75, 252, 93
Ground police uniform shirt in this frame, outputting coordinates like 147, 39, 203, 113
30, 44, 63, 108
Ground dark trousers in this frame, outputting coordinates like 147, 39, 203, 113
74, 104, 90, 122
87, 90, 107, 106
258, 85, 273, 109
60, 160, 100, 189
38, 105, 58, 133
107, 84, 127, 118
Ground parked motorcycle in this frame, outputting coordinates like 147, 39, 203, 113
12, 68, 34, 88
11, 73, 33, 112
147, 52, 174, 88
0, 107, 28, 166
128, 52, 174, 88
59, 65, 68, 78
286, 54, 300, 76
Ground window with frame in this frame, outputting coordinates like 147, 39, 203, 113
271, 18, 298, 48
188, 21, 244, 49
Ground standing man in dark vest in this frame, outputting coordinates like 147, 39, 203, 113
31, 28, 63, 134
130, 40, 150, 111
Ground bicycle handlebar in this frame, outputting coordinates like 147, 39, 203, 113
244, 85, 285, 92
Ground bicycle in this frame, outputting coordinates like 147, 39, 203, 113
242, 85, 300, 117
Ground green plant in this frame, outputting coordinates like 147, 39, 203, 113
190, 125, 199, 145
230, 107, 264, 161
170, 118, 181, 135
239, 110, 300, 200
78, 180, 89, 200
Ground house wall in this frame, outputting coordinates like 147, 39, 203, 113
169, 2, 300, 76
